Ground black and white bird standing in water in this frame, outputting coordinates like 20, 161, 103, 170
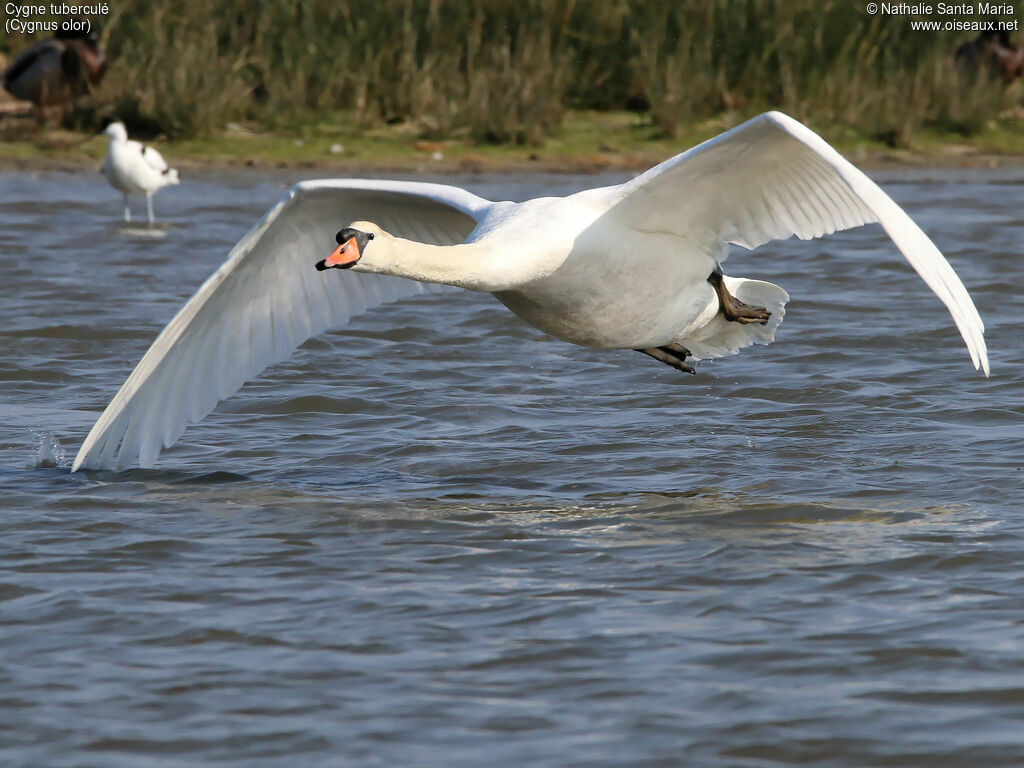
102, 121, 180, 224
1, 28, 106, 120
73, 112, 989, 472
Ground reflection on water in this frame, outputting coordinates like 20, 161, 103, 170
116, 225, 170, 239
0, 168, 1023, 767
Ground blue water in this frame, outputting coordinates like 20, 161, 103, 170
1, 167, 1022, 766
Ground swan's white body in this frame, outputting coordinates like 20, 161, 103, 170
102, 121, 180, 224
73, 112, 989, 472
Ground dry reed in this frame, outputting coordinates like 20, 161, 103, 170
1, 0, 1010, 142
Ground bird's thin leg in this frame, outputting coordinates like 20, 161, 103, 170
146, 192, 155, 225
708, 265, 771, 325
636, 343, 696, 375
123, 194, 131, 223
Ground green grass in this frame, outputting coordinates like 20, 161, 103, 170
2, 0, 1020, 148
4, 110, 1024, 174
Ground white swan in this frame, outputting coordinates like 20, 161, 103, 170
102, 121, 180, 224
72, 111, 989, 472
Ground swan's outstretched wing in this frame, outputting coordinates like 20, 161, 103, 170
73, 179, 491, 471
607, 111, 988, 375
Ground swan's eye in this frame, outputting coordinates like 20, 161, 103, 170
368, 233, 374, 240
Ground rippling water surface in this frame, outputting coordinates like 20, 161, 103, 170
1, 167, 1022, 767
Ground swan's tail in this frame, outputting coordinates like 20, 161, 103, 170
680, 276, 789, 360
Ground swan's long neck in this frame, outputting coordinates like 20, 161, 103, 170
363, 236, 509, 292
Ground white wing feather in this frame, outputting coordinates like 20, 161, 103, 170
610, 111, 988, 374
73, 179, 491, 471
141, 144, 169, 173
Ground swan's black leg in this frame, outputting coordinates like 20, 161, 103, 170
708, 265, 771, 325
636, 344, 696, 375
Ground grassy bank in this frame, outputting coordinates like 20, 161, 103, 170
4, 110, 1024, 175
2, 0, 1021, 149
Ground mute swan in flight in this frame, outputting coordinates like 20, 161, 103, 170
102, 121, 180, 224
72, 111, 989, 472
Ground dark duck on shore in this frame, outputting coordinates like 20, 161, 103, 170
1, 28, 106, 118
955, 29, 1024, 83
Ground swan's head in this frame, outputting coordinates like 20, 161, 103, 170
315, 221, 385, 271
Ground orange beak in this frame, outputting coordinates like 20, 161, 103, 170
317, 237, 361, 270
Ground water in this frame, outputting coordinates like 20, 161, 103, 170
1, 167, 1022, 767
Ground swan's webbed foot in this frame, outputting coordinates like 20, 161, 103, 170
708, 265, 771, 325
636, 344, 696, 375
